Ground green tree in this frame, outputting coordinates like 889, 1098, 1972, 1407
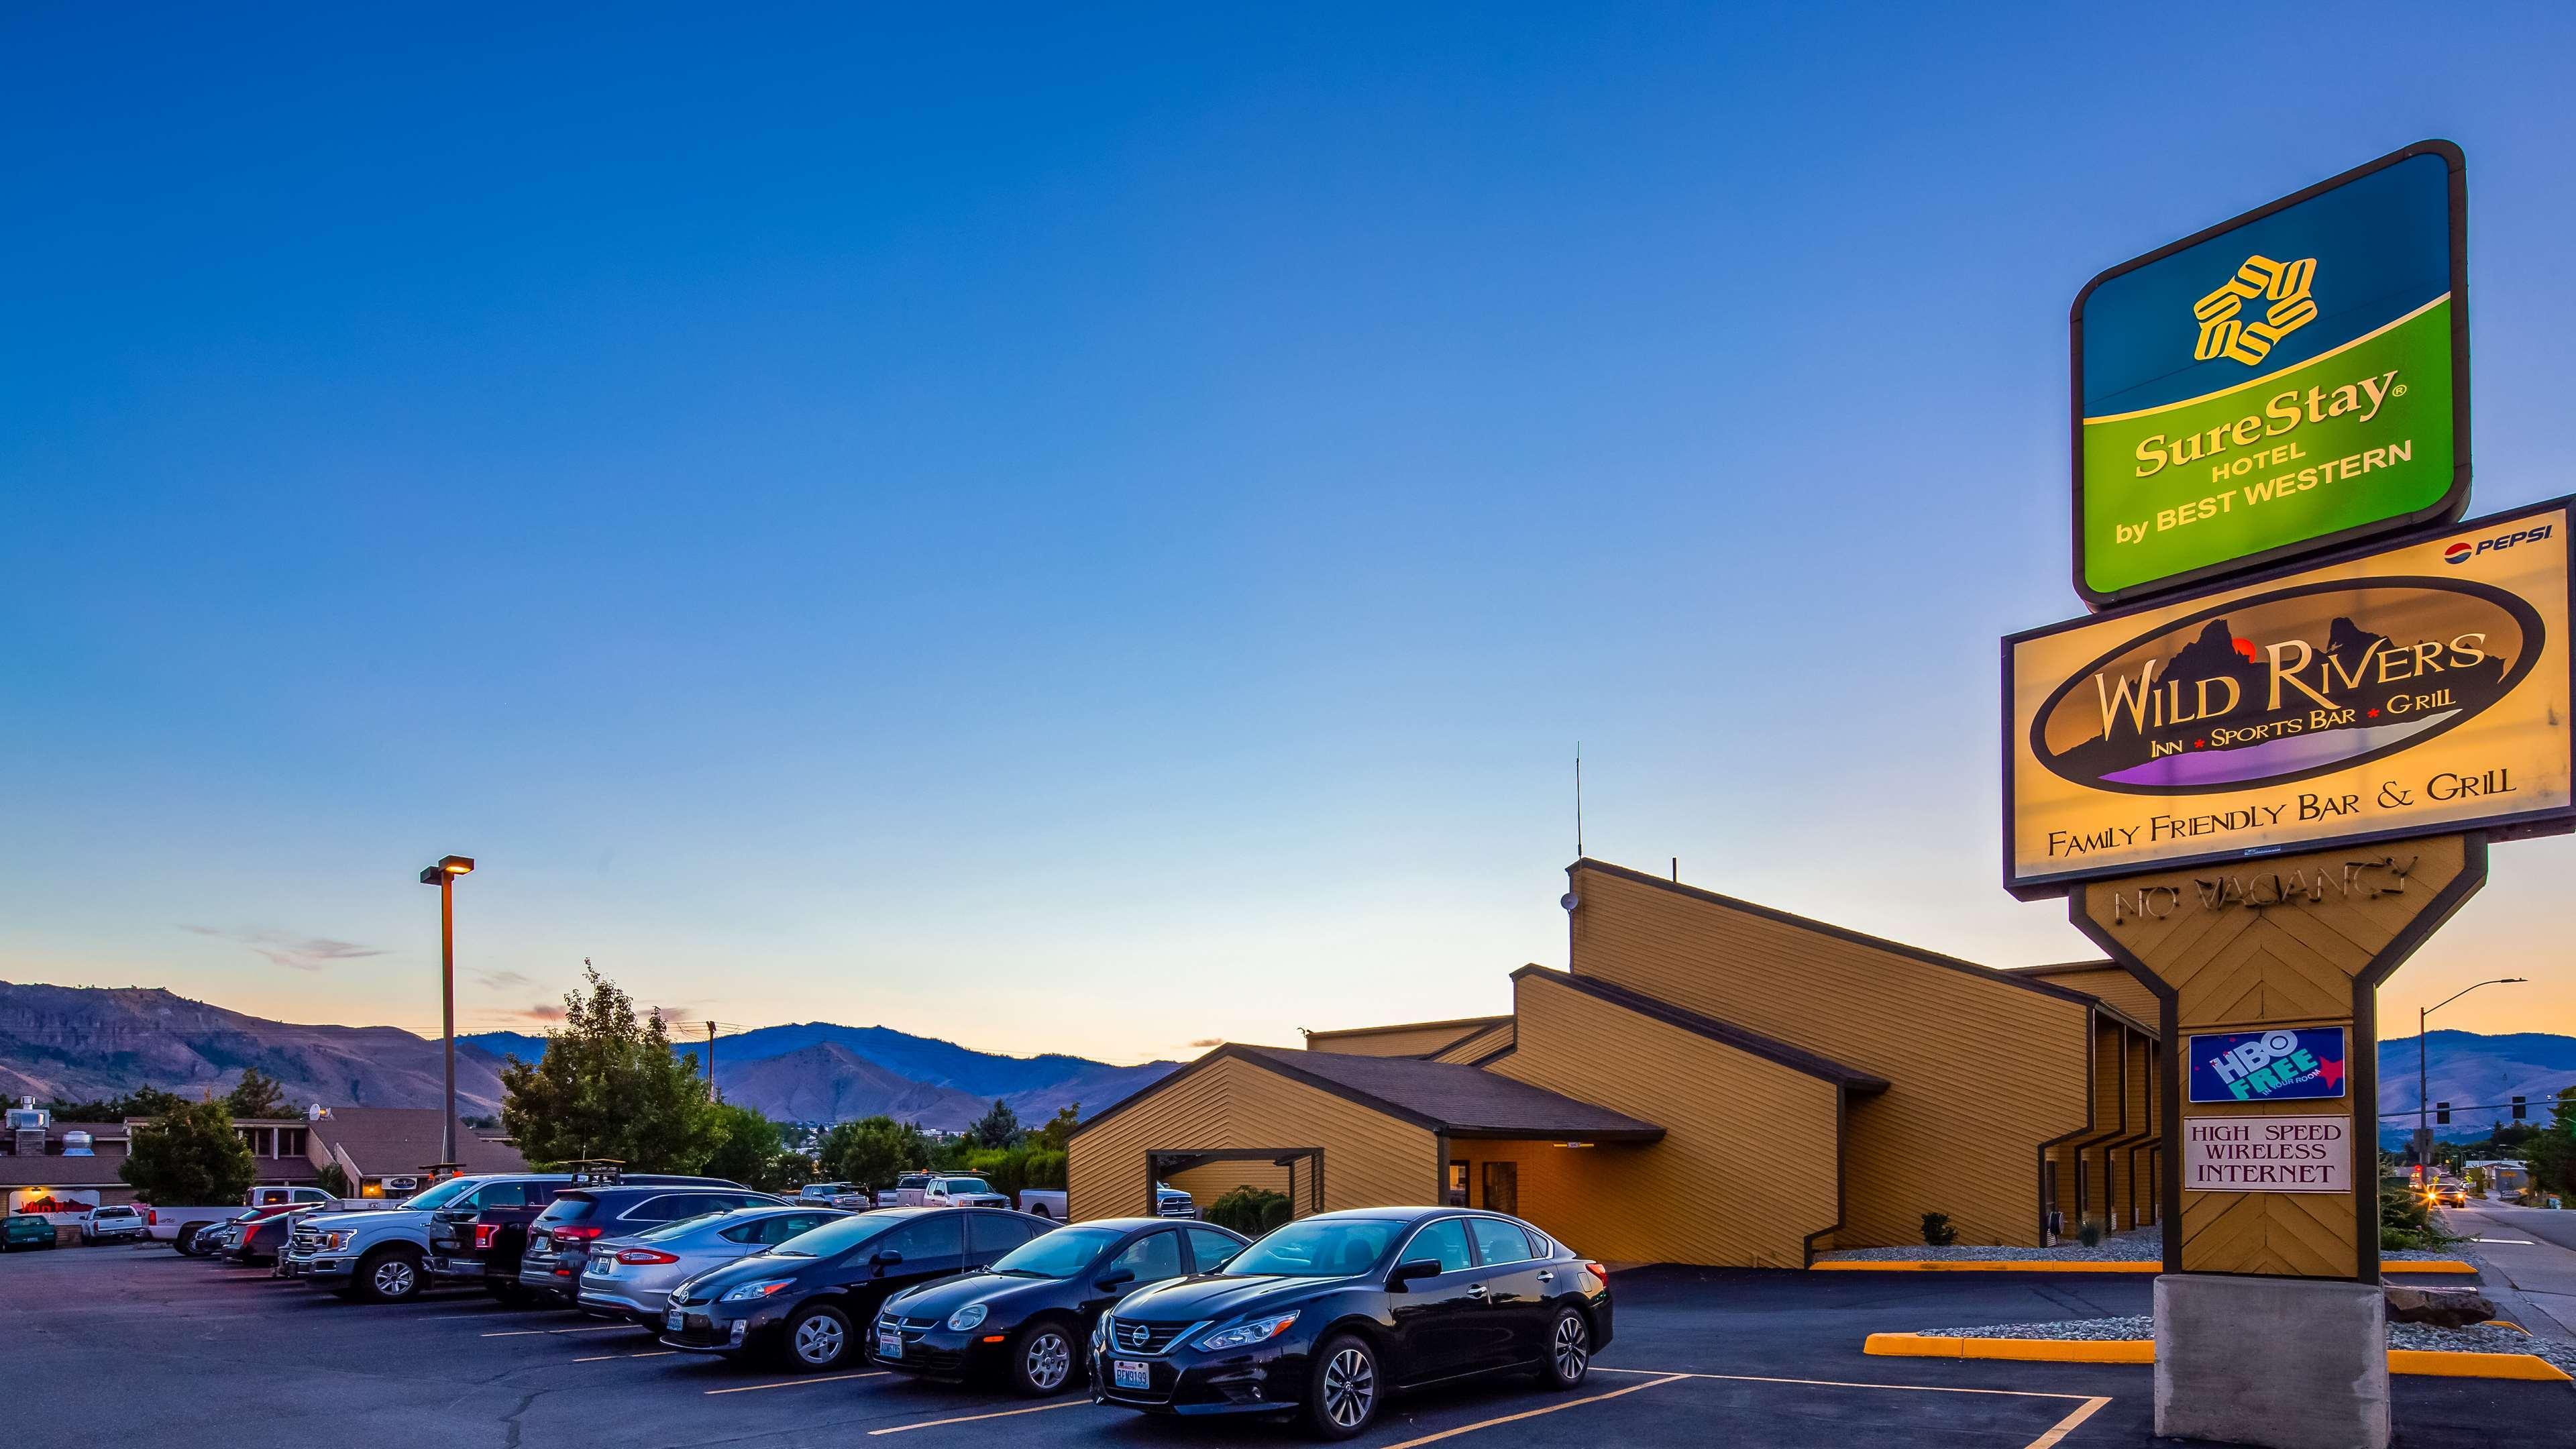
120, 1097, 258, 1205
970, 1099, 1022, 1150
499, 965, 724, 1173
315, 1161, 353, 1199
704, 1103, 792, 1192
225, 1067, 292, 1118
2526, 1087, 2576, 1199
818, 1116, 925, 1192
43, 1086, 187, 1121
1034, 1104, 1081, 1152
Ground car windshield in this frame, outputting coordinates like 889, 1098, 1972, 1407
938, 1178, 993, 1194
399, 1179, 483, 1210
636, 1212, 726, 1242
761, 1210, 893, 1258
989, 1226, 1118, 1278
1223, 1219, 1401, 1278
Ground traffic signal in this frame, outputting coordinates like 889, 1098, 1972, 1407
2437, 1102, 2451, 1125
2513, 1095, 2527, 1120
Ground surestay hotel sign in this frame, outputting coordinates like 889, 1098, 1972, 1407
2072, 142, 2469, 606
2004, 497, 2573, 896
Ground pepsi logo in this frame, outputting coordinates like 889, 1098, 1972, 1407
2444, 543, 2473, 565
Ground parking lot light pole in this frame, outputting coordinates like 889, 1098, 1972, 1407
2419, 977, 2523, 1173
419, 855, 476, 1166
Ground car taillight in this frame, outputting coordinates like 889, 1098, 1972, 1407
476, 1224, 499, 1250
616, 1248, 680, 1265
550, 1224, 605, 1242
148, 1210, 159, 1226
1584, 1261, 1608, 1280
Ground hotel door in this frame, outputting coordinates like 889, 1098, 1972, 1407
1480, 1161, 1518, 1216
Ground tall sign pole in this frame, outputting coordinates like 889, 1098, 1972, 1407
2008, 143, 2573, 1449
419, 855, 476, 1170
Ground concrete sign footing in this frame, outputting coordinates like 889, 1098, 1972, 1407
2155, 1274, 2389, 1449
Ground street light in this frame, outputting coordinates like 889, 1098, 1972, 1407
2419, 977, 2524, 1173
419, 855, 475, 1166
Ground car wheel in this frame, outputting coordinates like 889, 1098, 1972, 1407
1537, 1307, 1591, 1389
1303, 1334, 1380, 1440
1028, 1202, 1052, 1220
357, 1248, 425, 1303
784, 1304, 855, 1371
1007, 1320, 1079, 1397
176, 1224, 210, 1256
488, 1280, 528, 1306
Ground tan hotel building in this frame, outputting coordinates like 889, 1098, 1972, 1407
1067, 858, 2163, 1267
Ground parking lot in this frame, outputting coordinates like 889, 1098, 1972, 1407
9, 1245, 2565, 1448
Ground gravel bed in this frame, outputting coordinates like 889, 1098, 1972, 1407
1915, 1316, 2576, 1375
1816, 1226, 2466, 1263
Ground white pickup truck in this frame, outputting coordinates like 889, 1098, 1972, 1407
148, 1185, 345, 1251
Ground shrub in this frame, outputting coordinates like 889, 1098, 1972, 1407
2077, 1216, 2105, 1248
1920, 1212, 1957, 1248
1203, 1186, 1292, 1236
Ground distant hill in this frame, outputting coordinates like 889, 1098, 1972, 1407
0, 981, 510, 1115
2376, 1030, 2576, 1145
0, 981, 1175, 1132
464, 1019, 1179, 1129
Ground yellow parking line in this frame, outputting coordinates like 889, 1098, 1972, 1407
1591, 1366, 2096, 1401
867, 1400, 1091, 1435
703, 1371, 887, 1395
573, 1350, 678, 1364
2023, 1396, 2110, 1449
1372, 1375, 1688, 1448
480, 1326, 636, 1338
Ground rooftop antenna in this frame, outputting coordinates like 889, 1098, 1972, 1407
1574, 743, 1584, 859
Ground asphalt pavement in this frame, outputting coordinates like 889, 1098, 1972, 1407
6, 1242, 2567, 1448
2439, 1201, 2576, 1339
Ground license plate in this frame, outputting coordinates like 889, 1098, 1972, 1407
876, 1328, 902, 1359
1114, 1360, 1150, 1391
666, 1309, 684, 1332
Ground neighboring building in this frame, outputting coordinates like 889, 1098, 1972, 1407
305, 1107, 525, 1197
2, 1100, 319, 1211
1069, 858, 2163, 1267
2465, 1159, 2530, 1195
2, 1099, 523, 1210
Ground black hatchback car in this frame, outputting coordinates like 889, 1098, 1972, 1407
1089, 1206, 1609, 1440
874, 1218, 1249, 1395
660, 1207, 1053, 1371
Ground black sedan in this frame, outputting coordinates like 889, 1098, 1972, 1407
659, 1207, 1053, 1371
1089, 1205, 1609, 1439
874, 1218, 1250, 1395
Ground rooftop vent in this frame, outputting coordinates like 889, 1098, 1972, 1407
61, 1132, 94, 1157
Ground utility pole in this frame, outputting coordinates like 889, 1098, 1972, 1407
708, 1021, 719, 1103
417, 855, 475, 1168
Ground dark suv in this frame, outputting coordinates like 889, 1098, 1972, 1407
419, 1173, 743, 1296
517, 1185, 784, 1300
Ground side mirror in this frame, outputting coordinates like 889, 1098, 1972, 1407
871, 1248, 905, 1273
1093, 1269, 1136, 1292
1389, 1258, 1443, 1291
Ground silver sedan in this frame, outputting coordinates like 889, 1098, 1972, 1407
578, 1205, 848, 1324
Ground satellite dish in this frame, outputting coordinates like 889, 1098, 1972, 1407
1559, 892, 1579, 912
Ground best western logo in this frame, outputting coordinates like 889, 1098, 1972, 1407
2443, 523, 2555, 566
2194, 254, 2319, 366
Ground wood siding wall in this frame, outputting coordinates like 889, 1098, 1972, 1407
1430, 1022, 1515, 1064
2022, 965, 2161, 1027
1486, 970, 1840, 1268
1303, 1021, 1506, 1058
1067, 1053, 1438, 1222
1565, 864, 2091, 1248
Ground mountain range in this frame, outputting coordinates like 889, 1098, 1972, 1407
0, 981, 1175, 1130
2376, 1030, 2576, 1145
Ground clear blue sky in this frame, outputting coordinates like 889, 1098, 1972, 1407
5, 4, 2572, 1064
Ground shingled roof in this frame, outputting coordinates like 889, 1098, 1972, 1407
1214, 1044, 1664, 1141
308, 1108, 526, 1177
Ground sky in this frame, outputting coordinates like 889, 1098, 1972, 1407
3, 3, 2572, 1067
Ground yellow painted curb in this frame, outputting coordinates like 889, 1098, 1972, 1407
1864, 1334, 2571, 1383
1815, 1260, 2158, 1273
2386, 1349, 2571, 1381
1817, 1258, 2479, 1275
1864, 1333, 2150, 1364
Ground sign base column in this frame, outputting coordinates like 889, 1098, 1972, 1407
2154, 1274, 2390, 1448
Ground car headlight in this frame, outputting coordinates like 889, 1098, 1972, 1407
1197, 1311, 1299, 1351
1090, 1317, 1110, 1350
945, 1303, 988, 1332
322, 1232, 347, 1250
720, 1279, 797, 1303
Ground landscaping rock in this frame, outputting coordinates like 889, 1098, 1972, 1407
2383, 1285, 2494, 1328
